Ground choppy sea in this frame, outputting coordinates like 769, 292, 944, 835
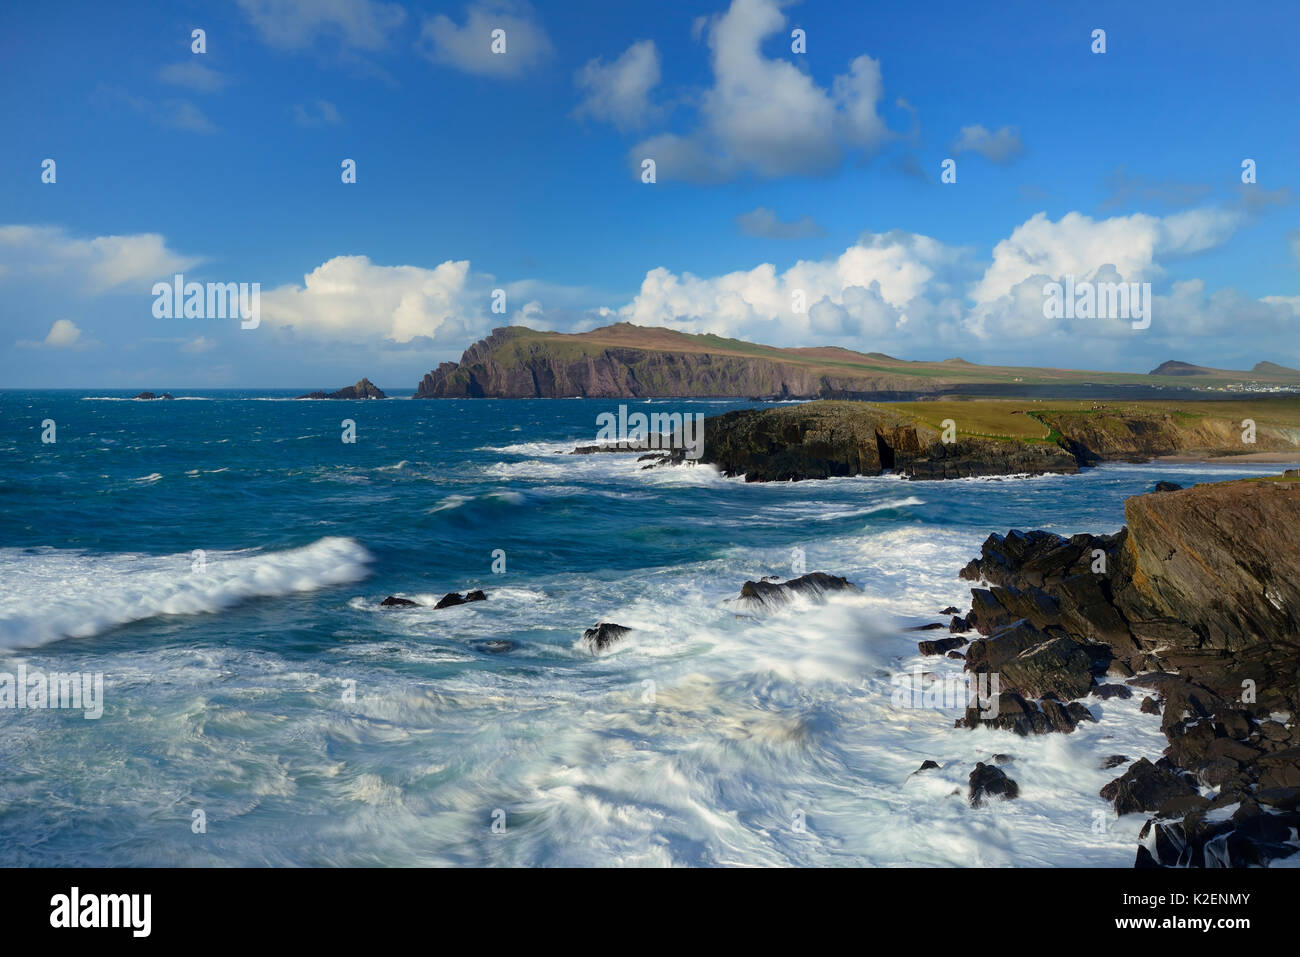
1, 391, 1293, 866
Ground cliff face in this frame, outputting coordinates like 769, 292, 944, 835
1042, 409, 1299, 461
416, 327, 949, 399
1121, 478, 1300, 659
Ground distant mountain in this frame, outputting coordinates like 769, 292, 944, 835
1254, 361, 1300, 376
1147, 359, 1300, 381
1149, 360, 1216, 376
415, 324, 1299, 399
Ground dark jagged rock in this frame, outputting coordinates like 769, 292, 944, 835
582, 622, 631, 652
380, 595, 419, 607
1091, 684, 1133, 700
134, 391, 173, 400
1100, 758, 1197, 816
735, 572, 859, 608
1140, 696, 1161, 715
958, 691, 1052, 736
434, 590, 488, 609
918, 636, 964, 656
969, 762, 1020, 807
897, 438, 1080, 481
1102, 755, 1130, 770
297, 377, 386, 400
915, 760, 940, 773
1152, 481, 1183, 493
999, 635, 1095, 701
940, 606, 961, 615
908, 622, 947, 631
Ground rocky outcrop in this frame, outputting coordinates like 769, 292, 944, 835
955, 475, 1300, 866
380, 590, 486, 609
134, 392, 174, 400
897, 438, 1079, 481
434, 590, 487, 609
701, 401, 1080, 482
734, 572, 859, 609
297, 378, 386, 400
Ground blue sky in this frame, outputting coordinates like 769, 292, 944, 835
1, 0, 1297, 388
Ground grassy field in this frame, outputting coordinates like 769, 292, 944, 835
879, 397, 1300, 445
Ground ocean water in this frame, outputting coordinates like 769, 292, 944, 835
1, 390, 1294, 867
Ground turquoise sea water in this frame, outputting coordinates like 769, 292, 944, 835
1, 391, 1294, 866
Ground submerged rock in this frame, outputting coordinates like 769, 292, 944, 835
471, 639, 515, 654
380, 595, 419, 607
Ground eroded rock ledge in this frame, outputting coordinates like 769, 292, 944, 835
955, 475, 1300, 867
702, 402, 1078, 482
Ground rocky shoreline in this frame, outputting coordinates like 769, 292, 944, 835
377, 466, 1298, 866
945, 474, 1300, 866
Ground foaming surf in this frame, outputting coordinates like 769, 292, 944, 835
0, 537, 372, 649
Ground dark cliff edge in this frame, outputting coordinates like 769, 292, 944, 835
956, 474, 1300, 867
699, 401, 1079, 481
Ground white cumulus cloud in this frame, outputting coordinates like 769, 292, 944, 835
629, 0, 898, 181
574, 39, 661, 130
417, 2, 552, 78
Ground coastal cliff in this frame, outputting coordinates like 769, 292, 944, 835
955, 474, 1300, 866
417, 323, 1300, 399
416, 326, 936, 399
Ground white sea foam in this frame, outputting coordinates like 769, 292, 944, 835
0, 537, 372, 649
